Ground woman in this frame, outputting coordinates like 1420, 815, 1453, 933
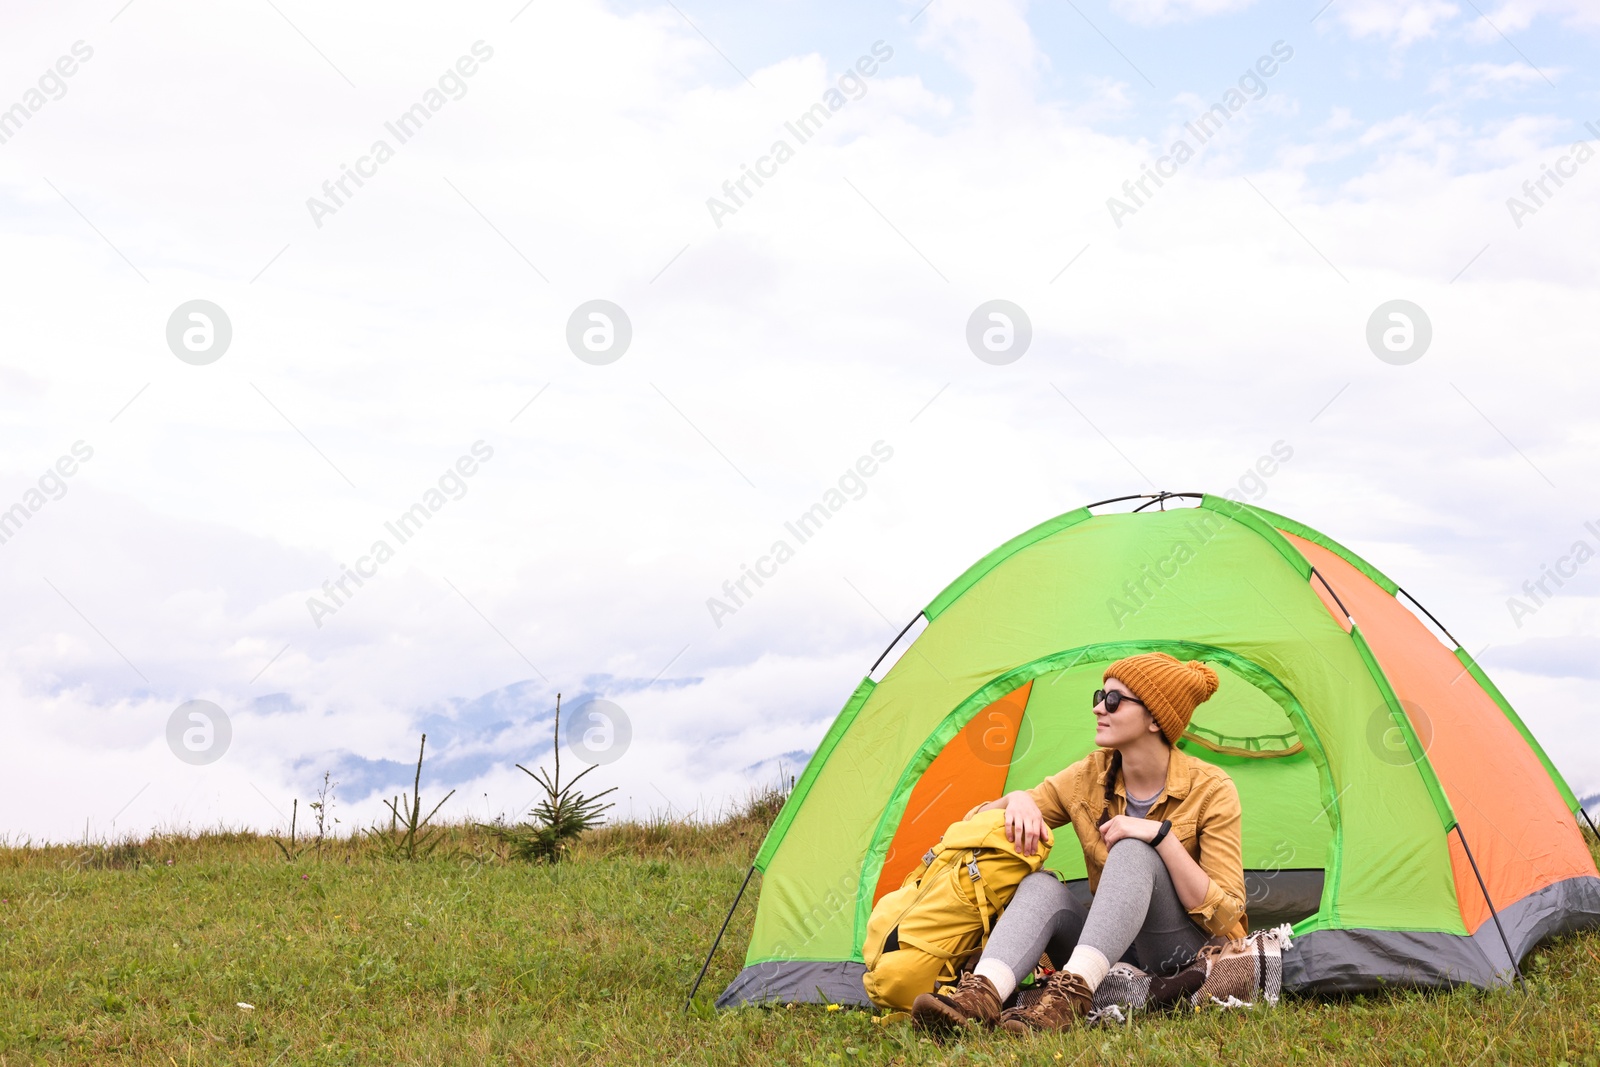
911, 652, 1247, 1033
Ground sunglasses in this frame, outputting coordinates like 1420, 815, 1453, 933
1093, 688, 1145, 713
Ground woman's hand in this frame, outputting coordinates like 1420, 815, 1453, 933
1003, 791, 1047, 856
1099, 815, 1160, 849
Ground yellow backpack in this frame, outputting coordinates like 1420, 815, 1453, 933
861, 808, 1053, 1011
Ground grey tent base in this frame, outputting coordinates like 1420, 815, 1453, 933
717, 875, 1600, 1006
716, 961, 872, 1009
1286, 874, 1600, 993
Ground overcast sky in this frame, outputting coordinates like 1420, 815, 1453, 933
2, 0, 1597, 843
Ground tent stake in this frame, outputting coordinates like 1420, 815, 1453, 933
1453, 825, 1524, 989
686, 864, 756, 1012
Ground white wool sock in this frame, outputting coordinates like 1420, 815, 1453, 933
1063, 945, 1111, 991
973, 958, 1017, 1002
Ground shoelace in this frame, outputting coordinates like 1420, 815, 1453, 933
952, 972, 991, 1001
1051, 971, 1088, 992
1030, 971, 1087, 1010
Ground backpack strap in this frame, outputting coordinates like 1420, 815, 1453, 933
967, 852, 999, 936
893, 932, 961, 961
894, 932, 963, 987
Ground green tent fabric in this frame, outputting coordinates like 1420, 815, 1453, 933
714, 494, 1600, 1006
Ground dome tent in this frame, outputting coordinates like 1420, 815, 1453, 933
708, 493, 1600, 1007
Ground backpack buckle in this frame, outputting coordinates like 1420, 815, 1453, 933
968, 856, 981, 881
923, 849, 936, 867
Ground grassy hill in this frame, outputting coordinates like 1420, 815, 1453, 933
3, 803, 1598, 1066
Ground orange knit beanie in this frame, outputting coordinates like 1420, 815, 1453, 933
1103, 652, 1219, 744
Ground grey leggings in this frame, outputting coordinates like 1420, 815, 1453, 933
982, 839, 1209, 979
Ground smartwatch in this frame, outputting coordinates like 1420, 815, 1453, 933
1149, 819, 1172, 849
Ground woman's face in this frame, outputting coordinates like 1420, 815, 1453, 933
1093, 676, 1160, 749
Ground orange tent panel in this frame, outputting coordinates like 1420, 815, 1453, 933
1282, 532, 1595, 932
871, 682, 1033, 904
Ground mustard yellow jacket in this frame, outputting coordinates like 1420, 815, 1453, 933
1024, 747, 1248, 939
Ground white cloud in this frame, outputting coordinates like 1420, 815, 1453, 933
1477, 0, 1600, 34
1110, 0, 1261, 26
1062, 75, 1139, 126
2, 0, 1598, 841
915, 0, 1046, 125
1428, 61, 1558, 99
1332, 0, 1461, 45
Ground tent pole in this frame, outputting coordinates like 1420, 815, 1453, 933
1578, 804, 1600, 841
1310, 567, 1354, 624
1452, 825, 1524, 989
870, 613, 924, 674
1084, 492, 1157, 509
1396, 587, 1461, 647
685, 864, 756, 1011
1132, 491, 1207, 513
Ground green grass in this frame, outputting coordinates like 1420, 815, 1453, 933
3, 812, 1598, 1066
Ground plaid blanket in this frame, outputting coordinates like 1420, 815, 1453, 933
1084, 924, 1295, 1022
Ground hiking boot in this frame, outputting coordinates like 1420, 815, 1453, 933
999, 969, 1094, 1033
910, 972, 1003, 1032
